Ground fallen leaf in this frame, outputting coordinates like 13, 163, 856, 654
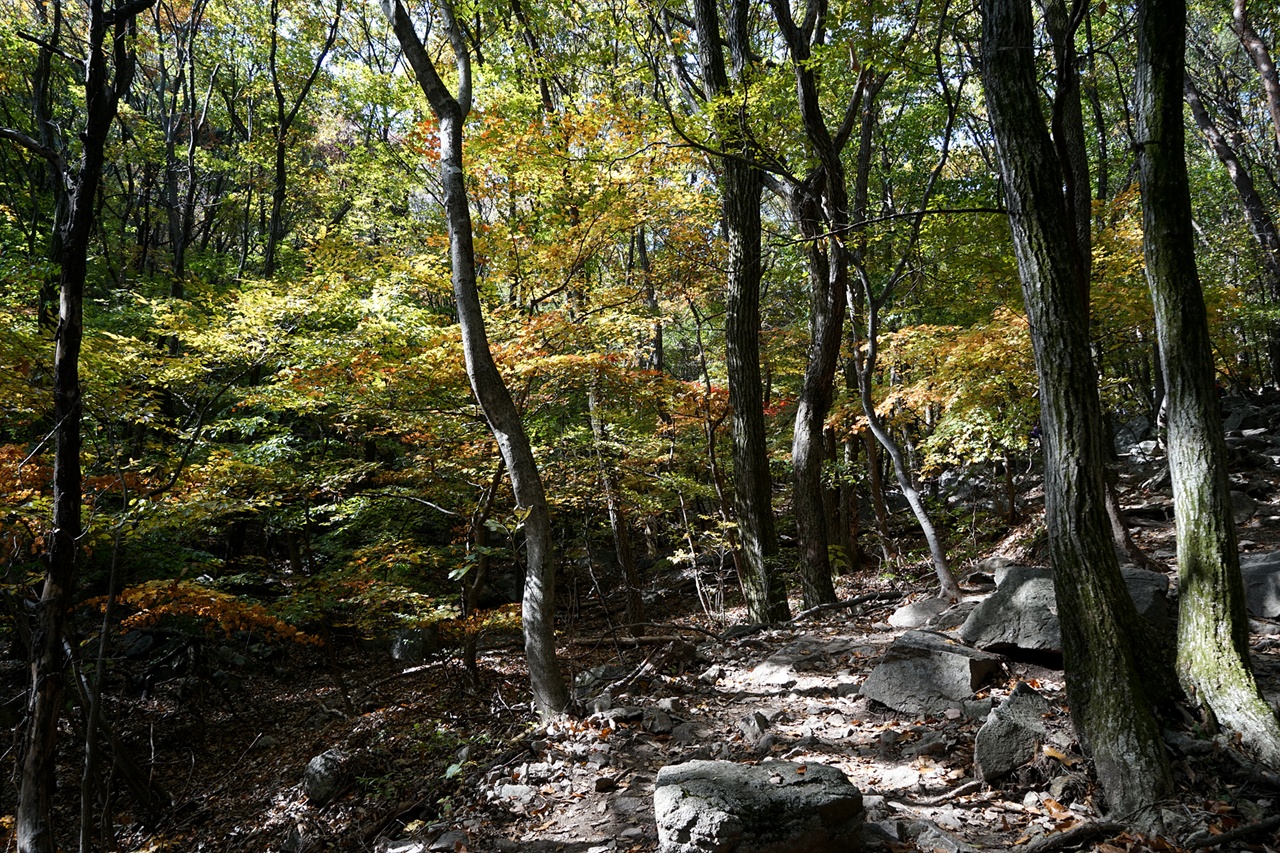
1042, 798, 1071, 820
1043, 745, 1080, 767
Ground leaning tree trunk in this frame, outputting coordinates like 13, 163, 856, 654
1184, 78, 1280, 386
1137, 0, 1280, 768
382, 0, 568, 716
981, 0, 1173, 825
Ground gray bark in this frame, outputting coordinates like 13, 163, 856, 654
981, 0, 1173, 824
382, 0, 568, 716
691, 0, 788, 622
1232, 0, 1280, 152
1184, 77, 1280, 385
1137, 0, 1280, 768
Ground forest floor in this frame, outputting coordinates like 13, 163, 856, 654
8, 463, 1280, 853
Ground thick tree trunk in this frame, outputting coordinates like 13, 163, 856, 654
1137, 0, 1280, 768
723, 153, 788, 622
981, 0, 1173, 824
789, 179, 841, 607
691, 0, 788, 623
383, 0, 568, 716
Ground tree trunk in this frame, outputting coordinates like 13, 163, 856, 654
789, 177, 841, 607
1184, 78, 1280, 386
588, 389, 645, 630
1137, 0, 1280, 768
691, 0, 788, 623
383, 0, 568, 716
981, 0, 1173, 825
1232, 0, 1280, 152
13, 3, 153, 850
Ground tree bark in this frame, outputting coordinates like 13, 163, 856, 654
1231, 0, 1280, 152
1184, 78, 1280, 386
1137, 0, 1280, 768
263, 0, 341, 277
767, 0, 858, 609
10, 2, 154, 849
382, 0, 568, 716
981, 0, 1173, 825
691, 0, 788, 623
588, 388, 645, 630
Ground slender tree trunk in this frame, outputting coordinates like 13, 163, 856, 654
862, 429, 893, 558
11, 3, 153, 849
981, 0, 1173, 824
1184, 78, 1280, 386
1231, 0, 1280, 152
1137, 0, 1280, 768
383, 0, 568, 715
851, 332, 961, 600
588, 389, 645, 630
636, 226, 663, 373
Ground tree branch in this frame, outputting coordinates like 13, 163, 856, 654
0, 126, 64, 170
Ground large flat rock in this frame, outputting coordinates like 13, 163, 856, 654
957, 565, 1170, 656
859, 630, 1004, 716
655, 760, 863, 852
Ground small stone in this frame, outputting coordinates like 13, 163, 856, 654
646, 709, 676, 734
302, 749, 347, 806
738, 711, 770, 742
698, 665, 725, 684
604, 706, 643, 723
428, 830, 468, 852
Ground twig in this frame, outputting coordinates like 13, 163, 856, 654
1184, 814, 1280, 849
1023, 821, 1124, 852
630, 621, 724, 639
787, 591, 903, 624
905, 779, 984, 806
567, 634, 692, 646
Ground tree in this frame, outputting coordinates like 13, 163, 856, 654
686, 0, 789, 623
262, 0, 342, 277
381, 0, 569, 716
979, 0, 1173, 824
1, 0, 157, 847
1136, 0, 1280, 768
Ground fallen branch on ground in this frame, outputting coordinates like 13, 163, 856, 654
1184, 814, 1280, 849
1023, 821, 1124, 852
787, 591, 904, 624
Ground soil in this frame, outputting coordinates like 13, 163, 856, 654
5, 453, 1280, 853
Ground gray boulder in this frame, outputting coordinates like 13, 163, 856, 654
859, 631, 1004, 716
958, 566, 1170, 656
654, 760, 863, 853
888, 598, 952, 629
1241, 552, 1280, 618
957, 568, 1059, 653
391, 626, 441, 662
302, 749, 347, 806
973, 682, 1050, 782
